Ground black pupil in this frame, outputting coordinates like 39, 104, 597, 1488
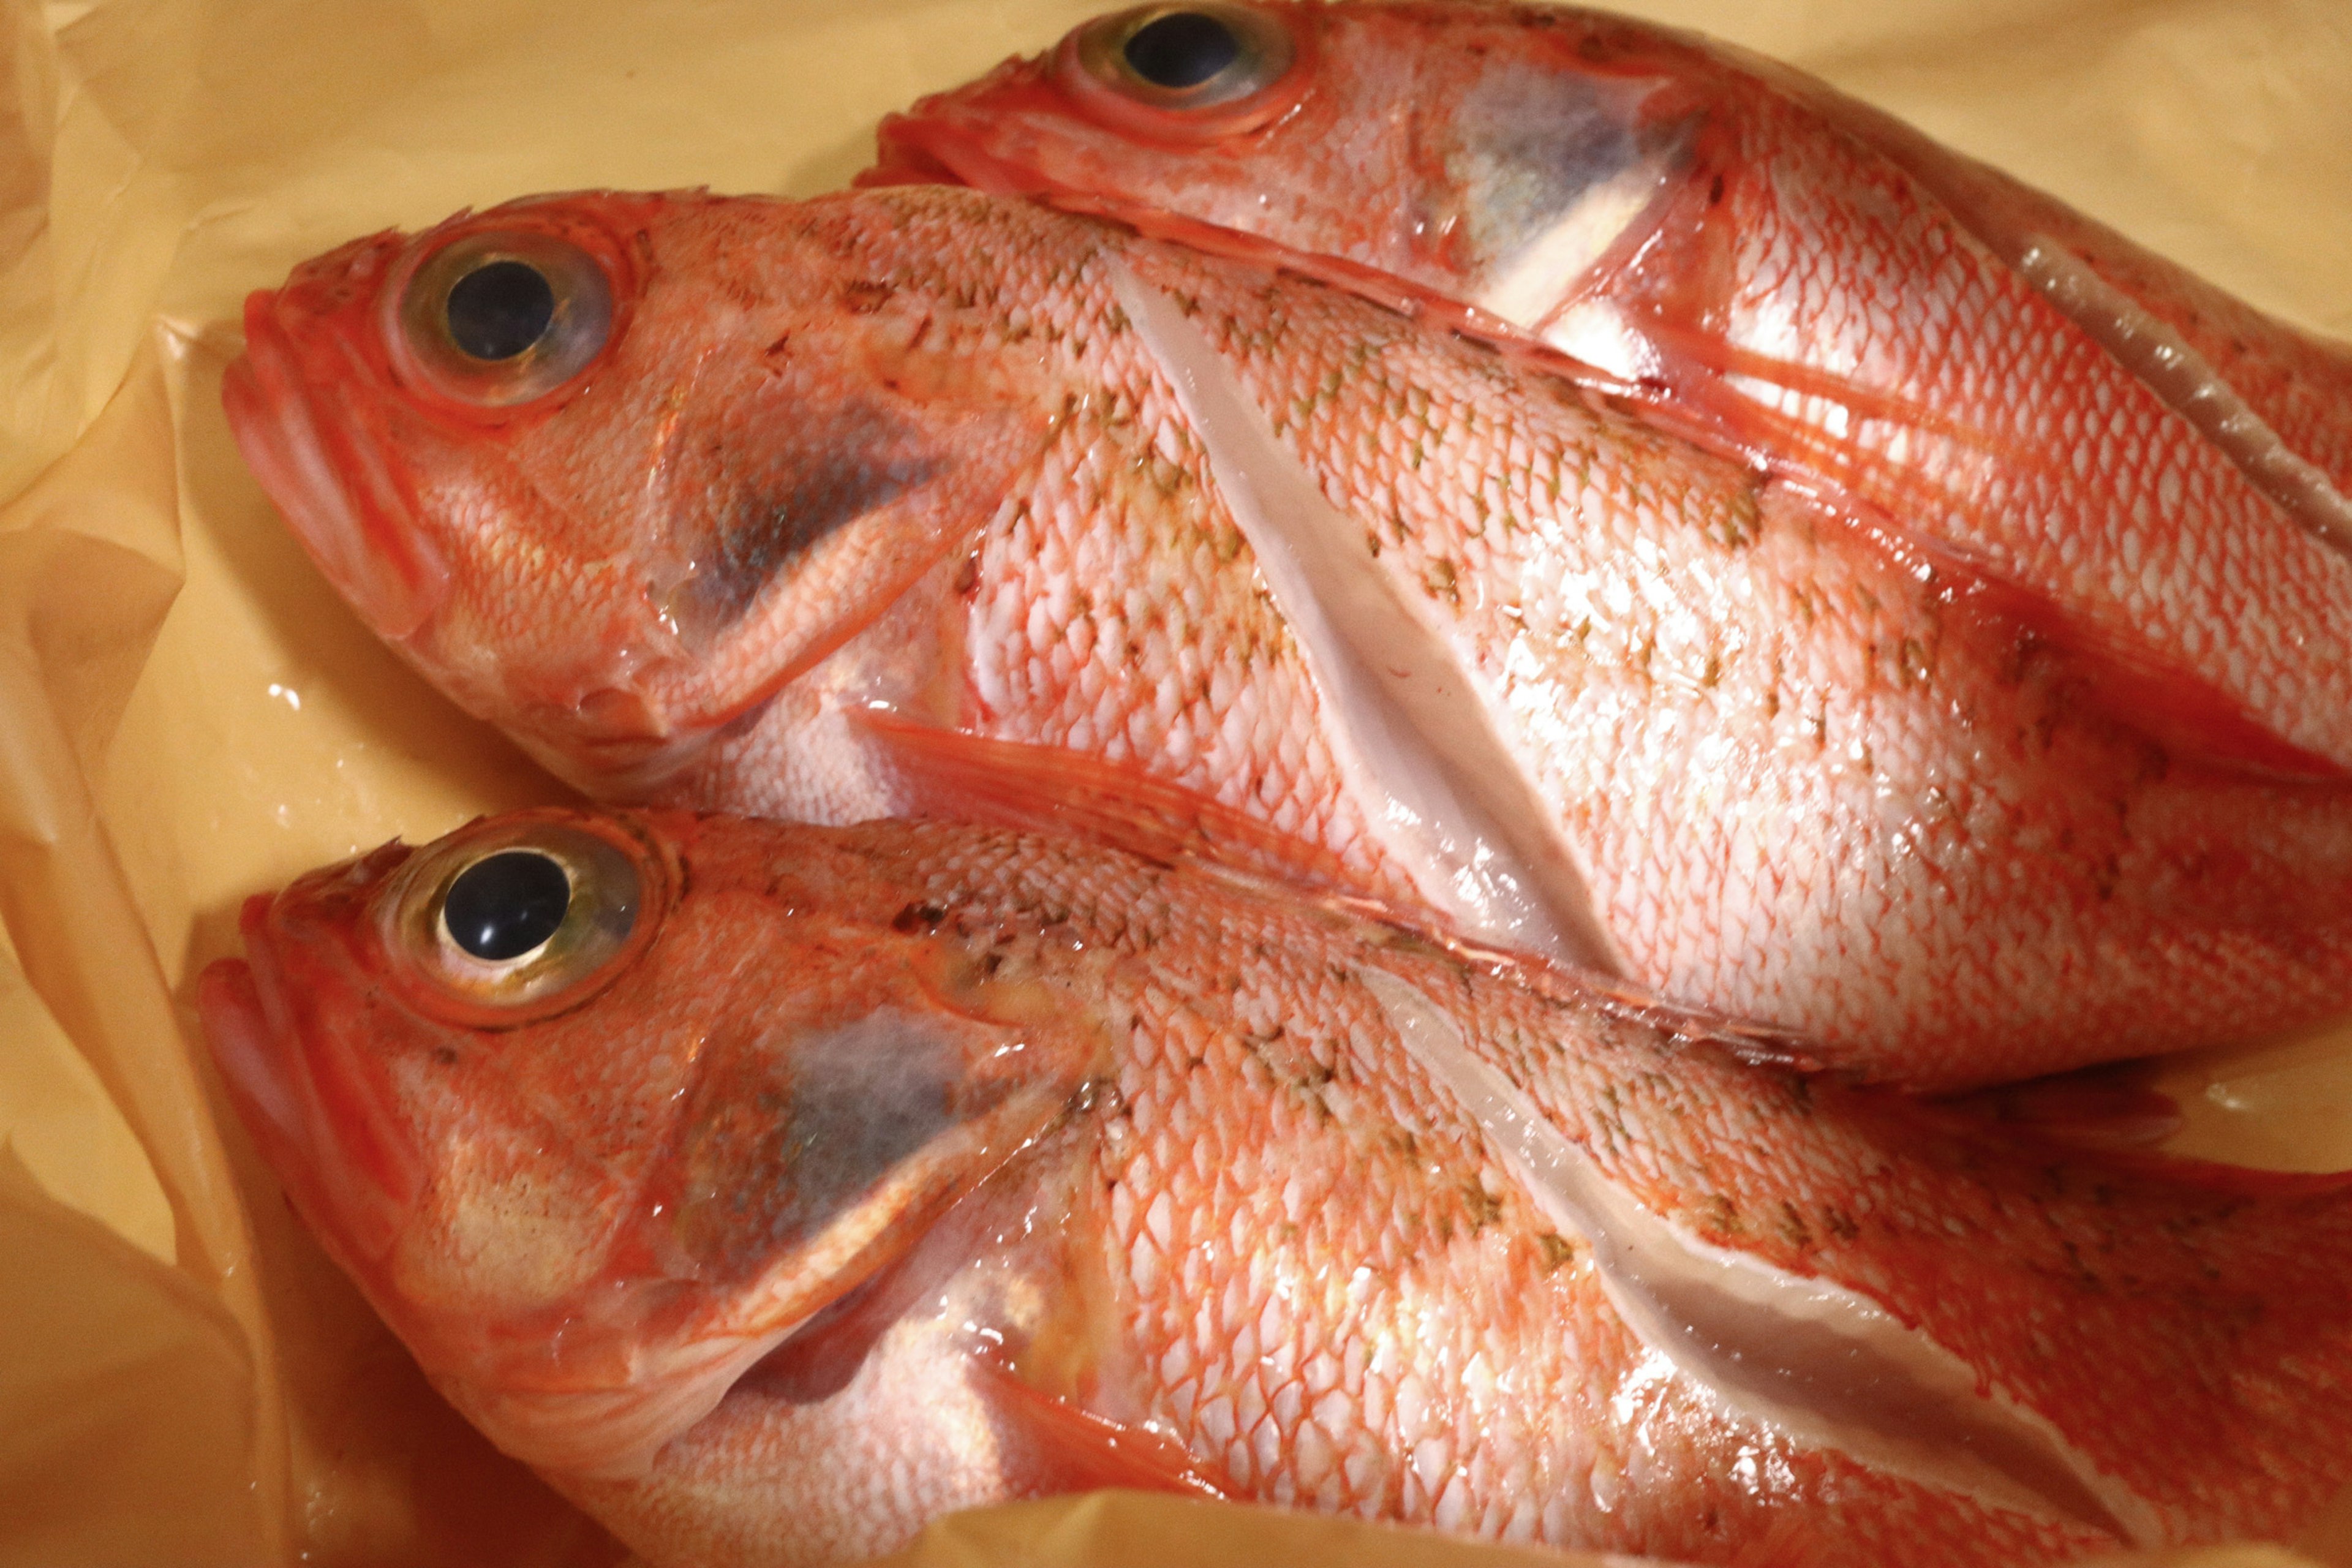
1123, 10, 1241, 89
445, 259, 557, 361
443, 850, 571, 961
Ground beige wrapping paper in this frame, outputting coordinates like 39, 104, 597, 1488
0, 0, 2345, 1563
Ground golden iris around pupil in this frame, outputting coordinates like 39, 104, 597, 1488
383, 816, 654, 1022
391, 227, 614, 408
1079, 3, 1294, 113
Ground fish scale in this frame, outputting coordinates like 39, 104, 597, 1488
1685, 90, 2348, 754
225, 183, 2352, 1086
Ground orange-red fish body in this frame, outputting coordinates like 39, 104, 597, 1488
224, 185, 2352, 1088
198, 809, 2352, 1567
871, 0, 2352, 779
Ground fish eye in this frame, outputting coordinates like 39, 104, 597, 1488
442, 850, 571, 960
1061, 3, 1303, 132
393, 228, 614, 408
1123, 10, 1240, 88
383, 816, 658, 1022
445, 260, 557, 363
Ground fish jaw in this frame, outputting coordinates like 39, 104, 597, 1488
221, 307, 686, 793
205, 938, 765, 1479
228, 249, 452, 642
199, 872, 427, 1268
219, 199, 737, 794
197, 826, 739, 1476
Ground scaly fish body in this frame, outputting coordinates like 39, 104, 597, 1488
871, 0, 2352, 777
222, 186, 2352, 1087
197, 809, 2352, 1566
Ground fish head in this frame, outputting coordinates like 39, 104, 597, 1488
869, 2, 1704, 336
197, 809, 1096, 1480
225, 192, 1042, 797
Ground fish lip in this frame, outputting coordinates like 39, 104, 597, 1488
199, 947, 345, 1247
858, 119, 966, 189
865, 110, 1055, 198
225, 290, 450, 641
199, 945, 309, 1163
199, 876, 423, 1265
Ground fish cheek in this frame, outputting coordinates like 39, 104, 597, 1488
383, 1058, 620, 1316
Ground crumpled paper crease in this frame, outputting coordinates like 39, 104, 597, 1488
0, 0, 2345, 1564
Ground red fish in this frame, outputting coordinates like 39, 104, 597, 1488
196, 807, 2352, 1567
220, 185, 2352, 1088
868, 0, 2352, 780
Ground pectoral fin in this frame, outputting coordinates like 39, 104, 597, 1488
1362, 967, 2146, 1542
1111, 260, 1621, 974
972, 1360, 1229, 1501
853, 707, 1372, 898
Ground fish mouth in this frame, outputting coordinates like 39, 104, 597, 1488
225, 292, 451, 641
861, 118, 971, 190
863, 109, 1062, 200
198, 886, 423, 1266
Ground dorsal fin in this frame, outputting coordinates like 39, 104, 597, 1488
2011, 239, 2352, 557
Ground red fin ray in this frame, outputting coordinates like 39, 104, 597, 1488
854, 708, 1376, 897
974, 1360, 1227, 1501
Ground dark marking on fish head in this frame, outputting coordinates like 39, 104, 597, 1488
659, 392, 942, 650
617, 278, 1051, 742
1439, 53, 1698, 301
669, 1007, 963, 1278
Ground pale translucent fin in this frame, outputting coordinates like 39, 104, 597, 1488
2018, 238, 2352, 554
1109, 259, 1621, 976
1361, 967, 2149, 1542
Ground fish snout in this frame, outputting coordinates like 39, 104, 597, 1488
862, 54, 1049, 192
198, 903, 424, 1266
225, 284, 451, 641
